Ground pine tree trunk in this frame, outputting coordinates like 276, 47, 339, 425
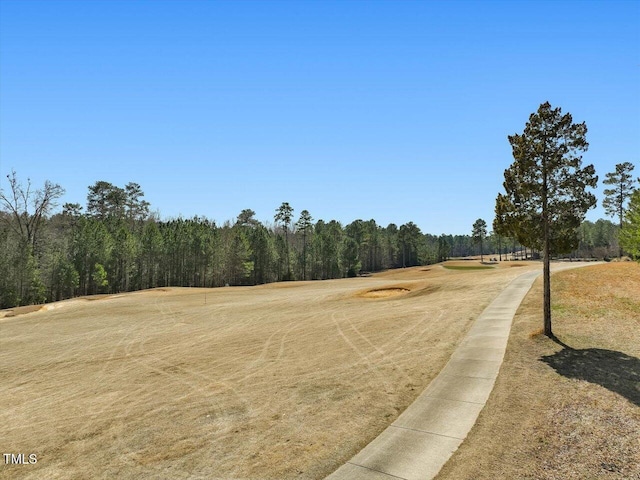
543, 245, 552, 337
619, 210, 623, 259
542, 153, 552, 337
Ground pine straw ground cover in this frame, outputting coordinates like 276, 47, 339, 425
437, 262, 640, 480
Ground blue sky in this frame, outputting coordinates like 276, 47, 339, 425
1, 0, 638, 235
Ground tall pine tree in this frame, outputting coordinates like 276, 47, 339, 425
498, 102, 598, 337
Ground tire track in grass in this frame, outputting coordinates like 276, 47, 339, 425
220, 319, 297, 387
344, 315, 416, 384
129, 327, 246, 406
71, 321, 152, 440
331, 311, 395, 390
68, 293, 252, 452
382, 309, 446, 356
70, 300, 172, 443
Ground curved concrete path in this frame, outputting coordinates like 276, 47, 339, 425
326, 263, 594, 480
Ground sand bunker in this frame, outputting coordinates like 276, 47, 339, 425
360, 287, 411, 298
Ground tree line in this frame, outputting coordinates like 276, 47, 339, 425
0, 174, 477, 308
0, 168, 630, 309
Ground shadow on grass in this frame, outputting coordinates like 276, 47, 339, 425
541, 336, 640, 407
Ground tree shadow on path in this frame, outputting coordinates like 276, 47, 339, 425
540, 336, 640, 407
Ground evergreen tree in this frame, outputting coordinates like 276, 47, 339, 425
602, 162, 636, 228
295, 210, 313, 280
274, 202, 294, 280
124, 182, 150, 224
602, 162, 636, 257
619, 190, 640, 260
398, 222, 421, 267
498, 102, 597, 337
472, 218, 487, 262
436, 235, 451, 262
87, 181, 125, 219
141, 220, 163, 288
341, 237, 360, 277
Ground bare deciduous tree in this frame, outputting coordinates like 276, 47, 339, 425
0, 170, 65, 249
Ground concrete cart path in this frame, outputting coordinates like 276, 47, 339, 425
325, 262, 595, 480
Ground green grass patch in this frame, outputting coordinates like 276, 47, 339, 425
443, 265, 494, 271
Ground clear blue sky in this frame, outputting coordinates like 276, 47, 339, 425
1, 0, 638, 235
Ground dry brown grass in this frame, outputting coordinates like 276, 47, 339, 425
437, 262, 640, 480
0, 262, 541, 479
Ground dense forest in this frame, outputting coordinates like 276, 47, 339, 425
0, 174, 622, 309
